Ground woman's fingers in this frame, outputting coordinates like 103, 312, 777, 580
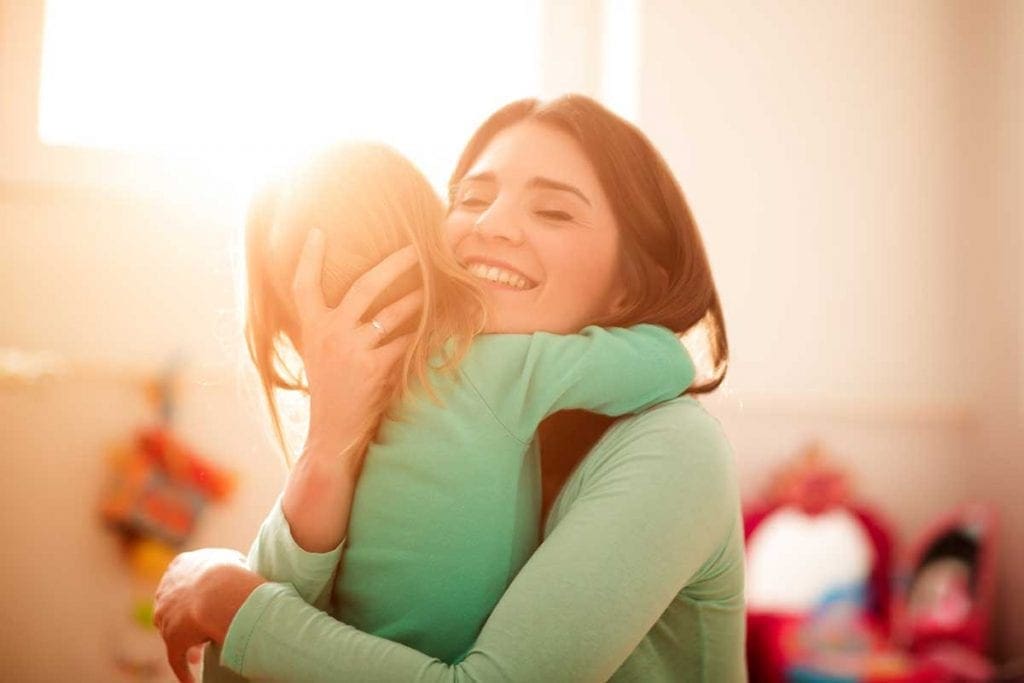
167, 644, 194, 683
375, 332, 416, 368
291, 229, 328, 324
187, 644, 204, 665
152, 549, 245, 683
337, 244, 419, 327
362, 287, 424, 346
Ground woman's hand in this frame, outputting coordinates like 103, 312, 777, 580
282, 229, 424, 552
293, 228, 423, 451
153, 548, 264, 682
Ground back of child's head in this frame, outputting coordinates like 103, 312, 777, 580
243, 142, 486, 464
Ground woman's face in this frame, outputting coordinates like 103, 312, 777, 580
445, 121, 623, 334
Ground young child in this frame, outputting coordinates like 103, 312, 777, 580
233, 142, 695, 667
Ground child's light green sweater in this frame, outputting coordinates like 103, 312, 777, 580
329, 325, 694, 663
205, 325, 747, 681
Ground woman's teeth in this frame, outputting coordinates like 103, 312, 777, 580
467, 263, 533, 290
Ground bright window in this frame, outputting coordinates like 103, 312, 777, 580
38, 1, 543, 191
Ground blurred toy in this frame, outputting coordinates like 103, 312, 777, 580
127, 537, 180, 584
100, 424, 235, 546
744, 441, 893, 683
743, 441, 1000, 683
891, 503, 999, 682
768, 441, 853, 514
101, 354, 234, 547
97, 355, 236, 681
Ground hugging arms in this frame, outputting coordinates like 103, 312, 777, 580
155, 95, 745, 682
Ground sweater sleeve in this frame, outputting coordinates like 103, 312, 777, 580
244, 493, 343, 607
201, 494, 346, 683
461, 324, 696, 442
217, 402, 742, 682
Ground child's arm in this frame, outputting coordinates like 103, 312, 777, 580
460, 324, 696, 442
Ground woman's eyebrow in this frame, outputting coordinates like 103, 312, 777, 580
449, 172, 495, 198
460, 171, 497, 185
528, 177, 592, 206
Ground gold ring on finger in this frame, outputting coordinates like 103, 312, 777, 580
370, 318, 387, 338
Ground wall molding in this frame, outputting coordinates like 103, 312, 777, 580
700, 391, 976, 429
1, 347, 976, 428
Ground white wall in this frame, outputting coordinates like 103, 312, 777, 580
641, 0, 970, 406
639, 0, 1022, 662
0, 184, 288, 682
958, 0, 1024, 661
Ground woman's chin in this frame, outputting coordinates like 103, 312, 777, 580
481, 312, 538, 335
481, 314, 578, 336
476, 283, 542, 334
481, 318, 527, 335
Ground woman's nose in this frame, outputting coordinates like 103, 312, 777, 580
473, 200, 526, 245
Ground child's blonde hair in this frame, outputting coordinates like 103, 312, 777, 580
243, 142, 487, 465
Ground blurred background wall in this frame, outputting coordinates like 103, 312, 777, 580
642, 0, 1024, 662
1, 1, 1020, 680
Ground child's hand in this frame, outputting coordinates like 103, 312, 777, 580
291, 229, 423, 455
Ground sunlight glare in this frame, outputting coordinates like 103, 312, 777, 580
39, 1, 542, 196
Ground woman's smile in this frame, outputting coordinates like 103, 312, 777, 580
445, 121, 621, 334
461, 257, 539, 291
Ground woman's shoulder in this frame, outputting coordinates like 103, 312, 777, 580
555, 395, 739, 517
591, 395, 733, 471
549, 393, 741, 551
616, 394, 723, 433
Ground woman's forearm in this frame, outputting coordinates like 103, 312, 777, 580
278, 233, 421, 554
217, 407, 743, 682
281, 429, 369, 553
197, 564, 267, 644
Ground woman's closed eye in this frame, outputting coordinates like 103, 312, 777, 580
459, 196, 491, 210
451, 189, 496, 214
534, 208, 574, 222
531, 189, 584, 224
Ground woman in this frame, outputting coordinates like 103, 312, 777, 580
155, 94, 745, 682
224, 138, 696, 666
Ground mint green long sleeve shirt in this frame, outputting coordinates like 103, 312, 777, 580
208, 395, 746, 681
331, 325, 695, 664
204, 324, 712, 679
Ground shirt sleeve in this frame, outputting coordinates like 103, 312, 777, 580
461, 324, 696, 442
201, 494, 346, 682
217, 403, 742, 682
244, 492, 344, 607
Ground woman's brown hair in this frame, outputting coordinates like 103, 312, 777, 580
244, 142, 486, 465
448, 95, 729, 512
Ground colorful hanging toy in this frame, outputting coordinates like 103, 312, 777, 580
98, 353, 237, 678
100, 422, 235, 547
100, 353, 234, 548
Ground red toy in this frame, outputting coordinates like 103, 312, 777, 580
744, 442, 894, 683
892, 504, 999, 665
100, 424, 235, 546
743, 442, 999, 683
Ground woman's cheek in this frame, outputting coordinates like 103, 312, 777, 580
562, 240, 620, 317
442, 213, 473, 250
